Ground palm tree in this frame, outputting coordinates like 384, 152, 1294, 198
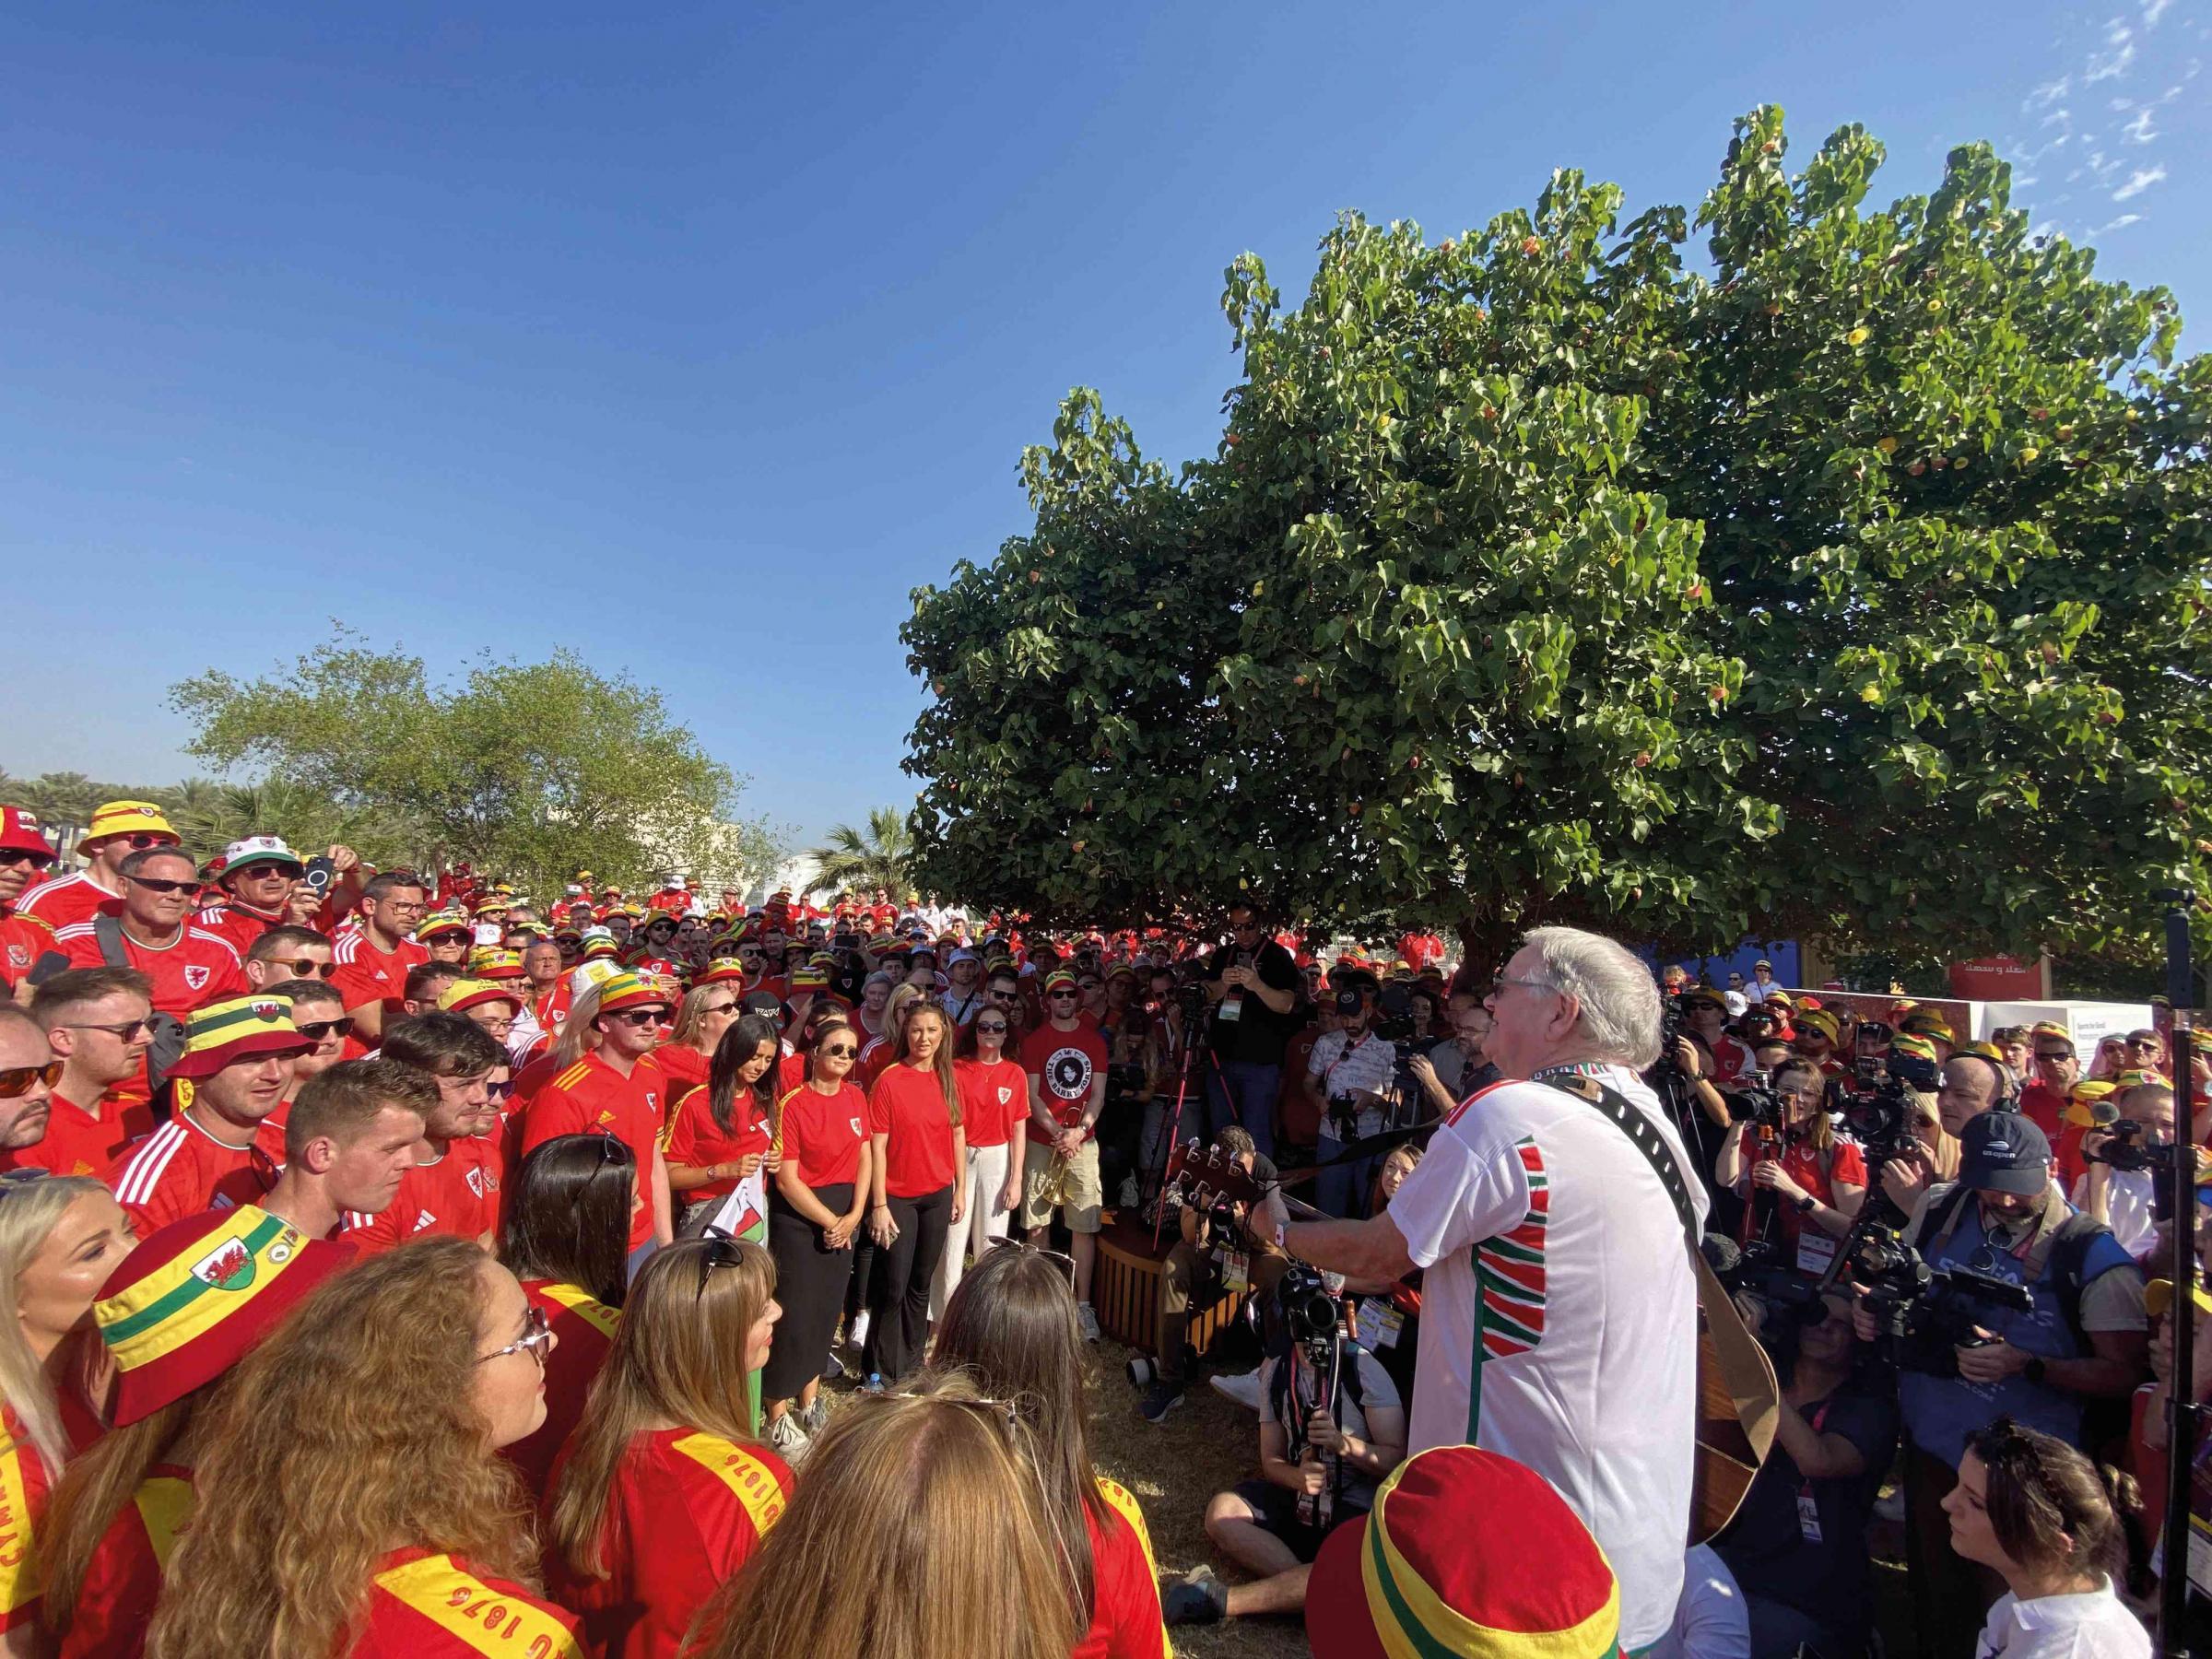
805, 807, 913, 900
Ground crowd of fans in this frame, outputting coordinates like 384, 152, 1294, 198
0, 794, 2185, 1655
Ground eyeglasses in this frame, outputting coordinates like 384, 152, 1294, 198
59, 1018, 155, 1041
1490, 974, 1558, 997
0, 850, 53, 870
985, 1234, 1077, 1288
477, 1304, 553, 1368
475, 1017, 516, 1034
690, 1234, 745, 1300
294, 1018, 357, 1042
821, 1043, 859, 1058
265, 959, 337, 980
124, 875, 197, 896
0, 1062, 63, 1099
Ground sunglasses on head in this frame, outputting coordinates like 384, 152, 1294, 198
690, 1233, 747, 1300
294, 1017, 357, 1042
125, 875, 197, 896
0, 1062, 63, 1100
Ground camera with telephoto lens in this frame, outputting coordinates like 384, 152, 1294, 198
1846, 1222, 2035, 1375
1724, 1066, 1785, 1128
1703, 1235, 1829, 1351
1277, 1262, 1343, 1349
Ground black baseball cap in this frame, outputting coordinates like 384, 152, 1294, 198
1334, 988, 1364, 1017
1959, 1111, 2052, 1196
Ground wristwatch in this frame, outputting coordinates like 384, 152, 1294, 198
2023, 1356, 2047, 1385
1795, 1194, 1816, 1215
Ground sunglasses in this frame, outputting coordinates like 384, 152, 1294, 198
58, 1018, 154, 1041
486, 1077, 516, 1101
477, 1304, 553, 1367
0, 1062, 63, 1099
975, 1021, 1009, 1034
1048, 990, 1079, 1001
700, 1001, 740, 1018
2034, 1051, 2072, 1065
294, 1018, 357, 1042
821, 1043, 859, 1059
124, 874, 198, 896
610, 1008, 665, 1027
690, 1233, 746, 1300
267, 959, 338, 980
231, 862, 301, 880
0, 850, 53, 870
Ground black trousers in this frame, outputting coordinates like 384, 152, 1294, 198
865, 1183, 953, 1384
762, 1182, 859, 1402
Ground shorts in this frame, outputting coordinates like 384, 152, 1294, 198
1020, 1137, 1102, 1234
1228, 1477, 1368, 1564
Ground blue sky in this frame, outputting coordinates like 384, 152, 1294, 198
4, 1, 2204, 844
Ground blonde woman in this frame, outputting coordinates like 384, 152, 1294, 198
0, 1169, 133, 1652
858, 982, 924, 1089
547, 1237, 791, 1659
863, 1004, 966, 1385
146, 1239, 579, 1659
685, 1378, 1079, 1659
653, 971, 747, 1100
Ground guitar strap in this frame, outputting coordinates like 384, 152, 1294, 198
1465, 1077, 1776, 1498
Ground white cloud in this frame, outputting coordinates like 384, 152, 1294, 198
2092, 212, 2145, 231
2028, 75, 2072, 108
2143, 0, 2171, 26
2086, 38, 2137, 79
2124, 106, 2158, 140
2112, 164, 2168, 198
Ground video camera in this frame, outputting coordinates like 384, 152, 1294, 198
1837, 1046, 1938, 1163
1845, 1222, 2035, 1375
1277, 1262, 1343, 1349
2081, 1119, 2173, 1175
1703, 1235, 1829, 1351
1723, 1066, 1785, 1129
1371, 982, 1419, 1046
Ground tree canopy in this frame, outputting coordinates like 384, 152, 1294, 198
902, 106, 2210, 970
171, 631, 782, 900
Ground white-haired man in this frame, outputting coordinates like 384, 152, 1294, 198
1258, 925, 1705, 1655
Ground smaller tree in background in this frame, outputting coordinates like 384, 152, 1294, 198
806, 806, 914, 899
170, 629, 780, 900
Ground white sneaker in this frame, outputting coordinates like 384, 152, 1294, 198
1209, 1368, 1264, 1412
1077, 1301, 1100, 1342
848, 1310, 872, 1354
766, 1411, 812, 1465
800, 1394, 830, 1437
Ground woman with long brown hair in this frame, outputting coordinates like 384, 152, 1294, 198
929, 1242, 1168, 1659
146, 1238, 579, 1659
546, 1237, 791, 1659
664, 1013, 781, 1238
760, 1017, 873, 1460
686, 1377, 1079, 1659
863, 1003, 966, 1386
499, 1133, 637, 1500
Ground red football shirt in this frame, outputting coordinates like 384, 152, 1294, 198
53, 922, 244, 1018
12, 870, 124, 932
10, 1088, 156, 1178
341, 1135, 504, 1252
522, 1053, 667, 1249
0, 1402, 56, 1636
954, 1056, 1027, 1150
108, 1113, 278, 1232
356, 1547, 583, 1658
192, 898, 286, 957
1073, 1477, 1171, 1659
865, 1065, 959, 1198
504, 1278, 621, 1501
663, 1086, 771, 1203
59, 1464, 192, 1659
330, 930, 431, 1031
546, 1429, 793, 1659
774, 1081, 868, 1190
0, 910, 56, 994
1020, 1022, 1109, 1145
653, 1043, 710, 1097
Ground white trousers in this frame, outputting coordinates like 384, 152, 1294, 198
931, 1140, 1013, 1321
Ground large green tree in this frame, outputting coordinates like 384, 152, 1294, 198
171, 632, 782, 900
903, 107, 2210, 971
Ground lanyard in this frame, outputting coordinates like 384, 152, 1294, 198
1798, 1396, 1833, 1500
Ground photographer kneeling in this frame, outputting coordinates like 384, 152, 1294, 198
1854, 1109, 2147, 1659
1135, 1125, 1289, 1423
1715, 1287, 1898, 1658
1167, 1264, 1406, 1629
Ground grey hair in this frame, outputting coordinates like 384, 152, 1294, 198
1518, 927, 1664, 1069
